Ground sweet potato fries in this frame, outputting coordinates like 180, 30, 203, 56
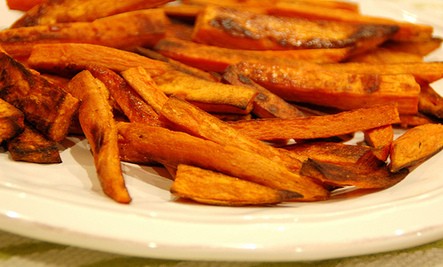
1, 0, 443, 206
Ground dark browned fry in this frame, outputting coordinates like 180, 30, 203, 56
0, 51, 79, 142
7, 125, 61, 164
0, 98, 24, 142
300, 158, 408, 189
268, 2, 432, 42
192, 6, 397, 53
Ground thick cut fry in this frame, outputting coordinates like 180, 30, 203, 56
347, 48, 423, 64
268, 2, 433, 42
160, 96, 302, 171
0, 98, 24, 142
390, 123, 443, 172
136, 47, 218, 82
321, 62, 443, 84
300, 158, 408, 189
397, 113, 436, 129
67, 70, 131, 204
171, 164, 302, 206
382, 38, 442, 57
152, 70, 257, 114
88, 66, 160, 125
7, 0, 43, 11
27, 43, 171, 76
192, 6, 397, 52
182, 0, 360, 13
0, 51, 79, 142
234, 61, 420, 114
229, 104, 400, 141
363, 124, 393, 161
285, 142, 374, 165
117, 122, 329, 201
7, 125, 61, 164
11, 0, 173, 28
223, 66, 305, 118
418, 84, 443, 119
121, 67, 169, 114
1, 10, 168, 58
154, 37, 351, 72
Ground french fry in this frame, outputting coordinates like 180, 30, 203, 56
0, 9, 168, 58
0, 98, 24, 142
0, 51, 80, 142
6, 125, 61, 164
347, 48, 423, 64
87, 66, 161, 125
382, 38, 442, 57
6, 0, 43, 11
117, 122, 330, 201
120, 67, 169, 114
320, 62, 443, 84
285, 141, 375, 165
300, 158, 408, 189
397, 113, 437, 129
234, 61, 420, 114
363, 124, 393, 161
229, 104, 400, 141
192, 6, 397, 53
67, 70, 131, 204
159, 95, 303, 172
152, 69, 257, 114
154, 37, 351, 72
27, 43, 171, 76
171, 164, 302, 206
223, 65, 305, 118
182, 0, 360, 13
390, 123, 443, 172
418, 84, 443, 119
136, 47, 219, 82
268, 2, 433, 42
11, 0, 173, 28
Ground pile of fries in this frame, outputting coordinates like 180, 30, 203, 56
1, 0, 443, 206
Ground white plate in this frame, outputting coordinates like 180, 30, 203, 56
1, 0, 443, 262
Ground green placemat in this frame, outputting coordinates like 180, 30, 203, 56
1, 230, 443, 267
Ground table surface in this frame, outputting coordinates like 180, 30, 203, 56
1, 230, 443, 267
